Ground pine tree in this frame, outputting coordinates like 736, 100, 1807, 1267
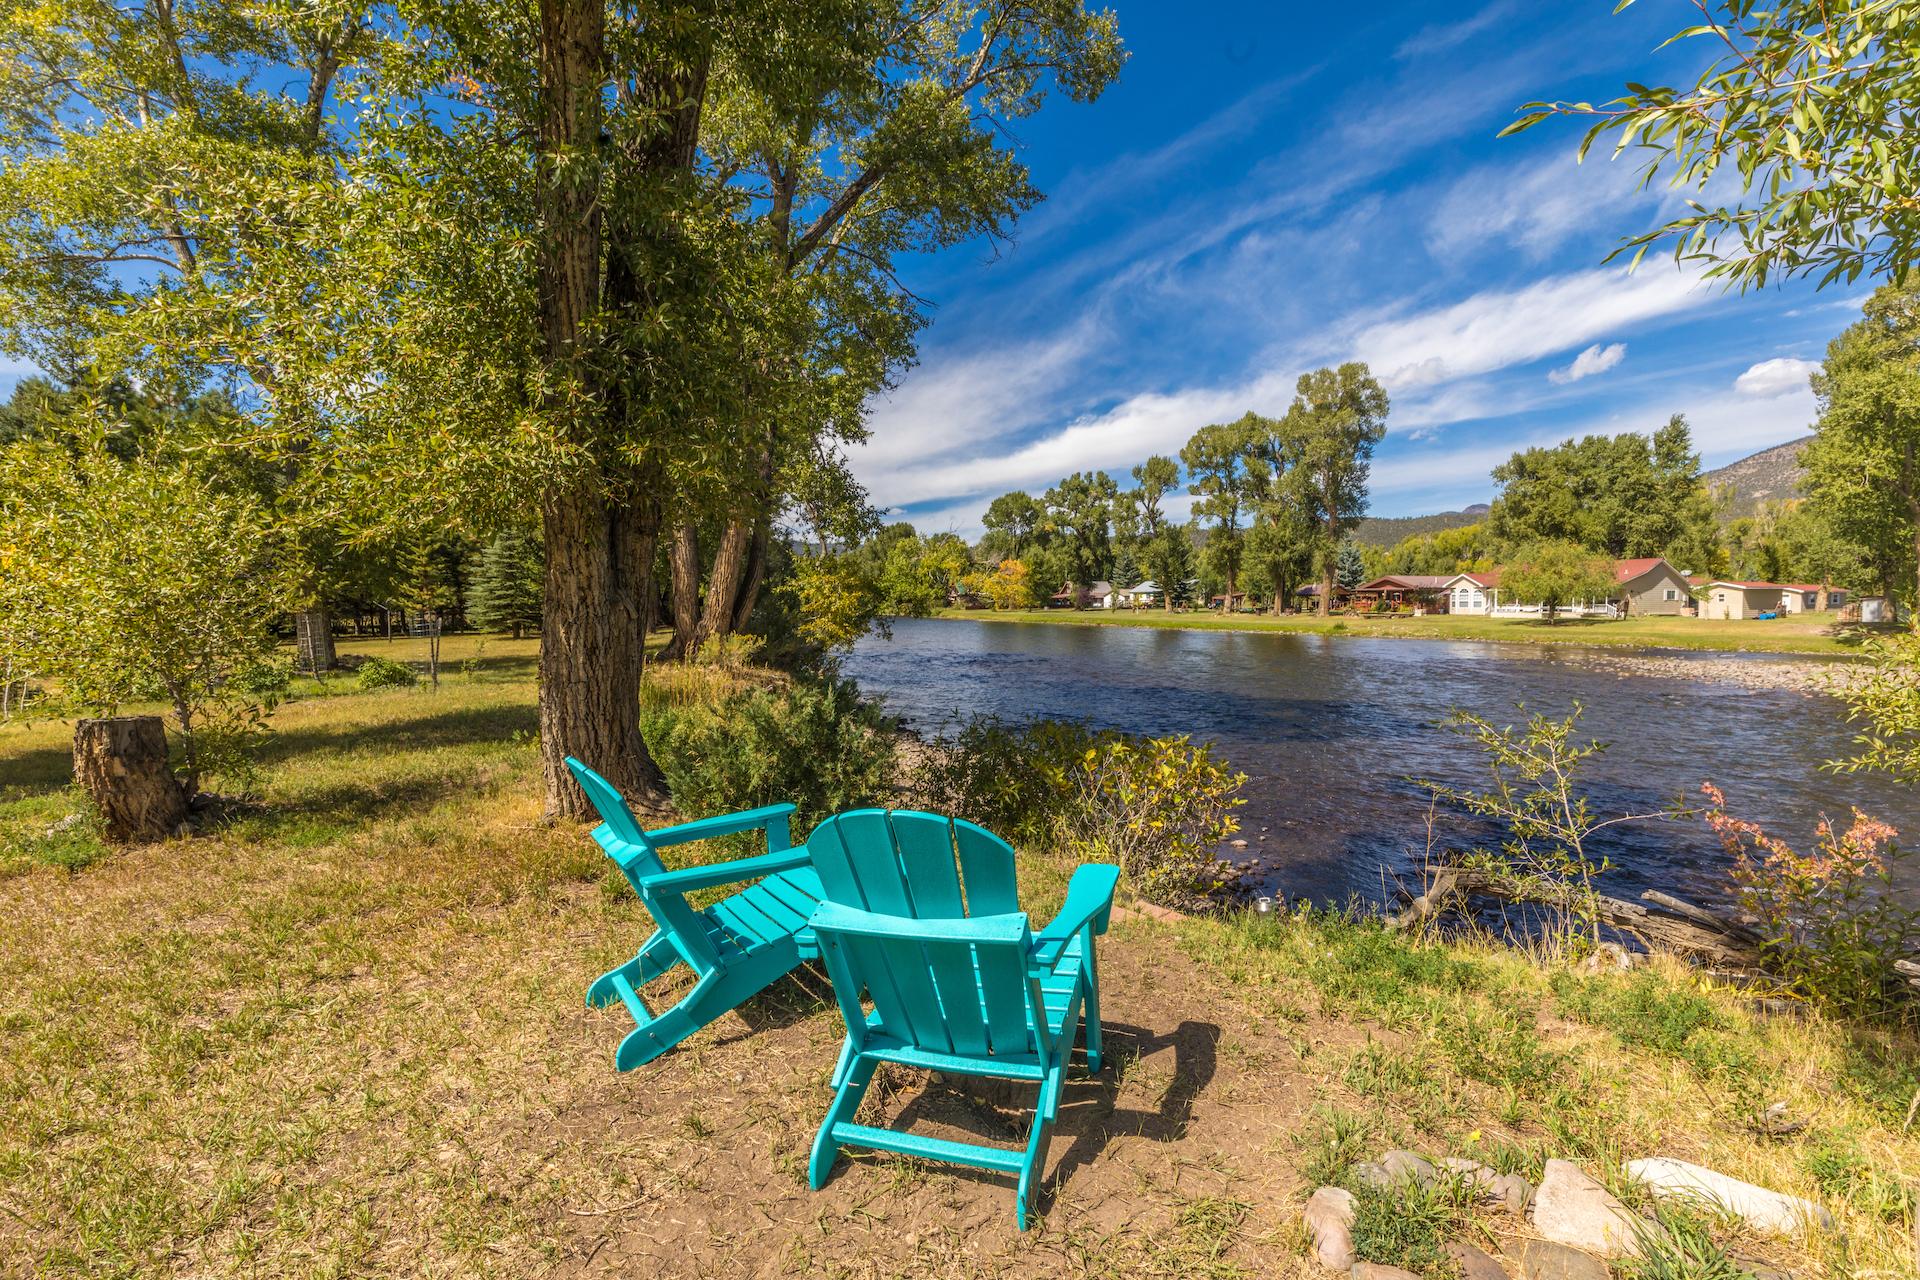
467, 530, 544, 640
1335, 540, 1367, 589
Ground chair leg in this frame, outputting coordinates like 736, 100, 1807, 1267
1081, 935, 1104, 1075
1016, 1065, 1063, 1231
586, 930, 677, 1008
810, 1055, 879, 1189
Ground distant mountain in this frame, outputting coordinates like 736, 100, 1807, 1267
1352, 503, 1489, 548
1703, 435, 1813, 515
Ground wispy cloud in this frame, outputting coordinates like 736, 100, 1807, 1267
1549, 342, 1627, 385
1349, 266, 1706, 392
1394, 0, 1520, 61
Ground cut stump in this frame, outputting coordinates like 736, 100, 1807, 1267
72, 716, 186, 843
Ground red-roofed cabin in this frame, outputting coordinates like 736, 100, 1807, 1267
1347, 575, 1456, 614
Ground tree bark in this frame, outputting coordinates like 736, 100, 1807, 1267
661, 522, 702, 661
693, 516, 752, 651
533, 0, 665, 819
539, 486, 661, 816
74, 716, 188, 843
732, 514, 771, 633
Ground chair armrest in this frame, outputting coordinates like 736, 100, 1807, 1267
1031, 863, 1120, 967
638, 845, 812, 896
647, 803, 797, 850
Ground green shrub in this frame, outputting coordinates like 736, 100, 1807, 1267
916, 717, 1248, 910
1062, 732, 1246, 910
640, 673, 897, 836
356, 657, 419, 690
911, 716, 1105, 846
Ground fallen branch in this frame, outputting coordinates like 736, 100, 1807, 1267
1388, 867, 1765, 967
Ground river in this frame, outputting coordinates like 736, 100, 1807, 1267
844, 618, 1920, 908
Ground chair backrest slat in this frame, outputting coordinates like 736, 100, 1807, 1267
976, 940, 1032, 1053
810, 903, 1034, 1061
925, 940, 991, 1055
876, 934, 952, 1052
953, 820, 1020, 916
837, 810, 915, 915
887, 811, 967, 918
564, 757, 666, 879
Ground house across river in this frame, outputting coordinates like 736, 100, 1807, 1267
1433, 557, 1694, 617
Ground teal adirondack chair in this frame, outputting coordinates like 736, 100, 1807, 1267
802, 809, 1119, 1229
566, 757, 826, 1071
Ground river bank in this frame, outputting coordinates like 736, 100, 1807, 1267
929, 605, 1872, 657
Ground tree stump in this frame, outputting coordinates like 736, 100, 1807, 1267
73, 716, 187, 843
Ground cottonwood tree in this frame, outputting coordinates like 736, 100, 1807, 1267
981, 489, 1048, 561
1183, 418, 1253, 602
1806, 283, 1920, 608
1488, 417, 1721, 571
1506, 1, 1920, 288
0, 1, 380, 662
1120, 454, 1179, 550
1142, 526, 1195, 612
1043, 470, 1119, 591
665, 1, 1125, 654
1282, 364, 1390, 617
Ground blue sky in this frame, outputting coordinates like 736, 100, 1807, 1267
858, 1, 1864, 537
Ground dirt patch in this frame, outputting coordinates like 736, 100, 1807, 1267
532, 927, 1316, 1278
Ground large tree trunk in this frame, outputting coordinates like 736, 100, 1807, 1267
294, 608, 335, 674
74, 716, 188, 843
732, 514, 771, 633
661, 523, 702, 660
533, 0, 662, 819
693, 515, 752, 651
539, 486, 661, 816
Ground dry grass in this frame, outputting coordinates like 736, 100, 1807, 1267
1, 633, 1915, 1278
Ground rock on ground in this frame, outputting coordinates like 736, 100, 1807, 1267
1438, 1156, 1534, 1213
1354, 1151, 1531, 1214
1444, 1241, 1511, 1280
1350, 1265, 1421, 1280
1531, 1159, 1654, 1259
1625, 1157, 1834, 1235
1305, 1186, 1357, 1272
1504, 1237, 1612, 1280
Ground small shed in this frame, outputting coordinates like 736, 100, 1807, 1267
1699, 581, 1788, 620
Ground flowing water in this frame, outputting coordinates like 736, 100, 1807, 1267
844, 618, 1920, 909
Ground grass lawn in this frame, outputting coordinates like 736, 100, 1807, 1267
1, 634, 1915, 1277
929, 607, 1875, 656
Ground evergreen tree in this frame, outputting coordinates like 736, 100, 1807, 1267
1335, 540, 1367, 589
467, 530, 545, 640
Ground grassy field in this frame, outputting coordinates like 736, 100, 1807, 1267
931, 607, 1873, 656
1, 635, 1916, 1278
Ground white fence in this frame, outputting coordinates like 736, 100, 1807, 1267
1489, 602, 1619, 620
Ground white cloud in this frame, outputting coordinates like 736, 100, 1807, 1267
1427, 151, 1648, 261
1348, 265, 1708, 392
1548, 342, 1627, 385
1394, 3, 1514, 60
1733, 356, 1820, 399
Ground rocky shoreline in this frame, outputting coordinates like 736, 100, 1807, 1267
1553, 650, 1868, 696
